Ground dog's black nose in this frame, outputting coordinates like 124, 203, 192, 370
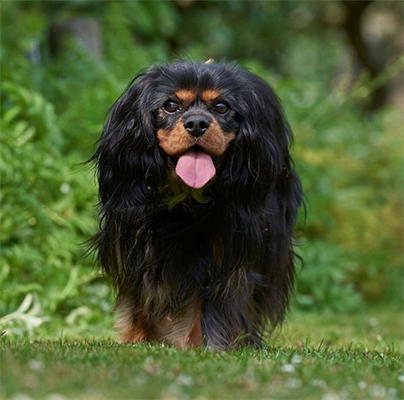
183, 115, 211, 138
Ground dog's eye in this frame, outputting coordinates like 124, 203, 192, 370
214, 102, 229, 114
163, 100, 180, 113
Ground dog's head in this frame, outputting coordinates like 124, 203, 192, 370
94, 61, 296, 210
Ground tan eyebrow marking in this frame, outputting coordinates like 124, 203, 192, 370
200, 90, 221, 103
175, 90, 196, 102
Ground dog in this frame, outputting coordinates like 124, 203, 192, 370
90, 60, 302, 350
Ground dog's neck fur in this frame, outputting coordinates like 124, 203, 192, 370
158, 172, 213, 211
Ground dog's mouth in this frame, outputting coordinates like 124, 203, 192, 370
169, 146, 216, 189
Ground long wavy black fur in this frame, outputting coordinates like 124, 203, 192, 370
89, 61, 303, 349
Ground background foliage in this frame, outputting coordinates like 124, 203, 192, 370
1, 1, 403, 337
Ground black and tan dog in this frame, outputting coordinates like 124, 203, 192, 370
90, 61, 302, 350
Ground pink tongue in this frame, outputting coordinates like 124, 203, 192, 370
175, 149, 216, 189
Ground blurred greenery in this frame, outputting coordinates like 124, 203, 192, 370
1, 1, 403, 338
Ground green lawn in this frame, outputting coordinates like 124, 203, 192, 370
1, 308, 403, 400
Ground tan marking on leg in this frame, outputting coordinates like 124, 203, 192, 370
200, 90, 221, 103
151, 301, 202, 348
186, 303, 202, 347
115, 304, 151, 343
175, 89, 196, 102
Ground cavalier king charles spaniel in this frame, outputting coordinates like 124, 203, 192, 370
90, 60, 302, 350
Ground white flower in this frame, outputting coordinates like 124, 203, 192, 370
291, 354, 302, 364
60, 183, 70, 194
281, 364, 295, 373
358, 381, 367, 389
369, 385, 386, 397
177, 374, 193, 386
28, 359, 44, 371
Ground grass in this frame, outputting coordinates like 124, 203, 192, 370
1, 308, 403, 400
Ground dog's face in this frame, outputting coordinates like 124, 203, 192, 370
156, 89, 239, 157
95, 61, 295, 208
155, 87, 239, 188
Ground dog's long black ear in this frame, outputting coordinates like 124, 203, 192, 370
220, 70, 301, 209
222, 72, 303, 328
91, 74, 164, 212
